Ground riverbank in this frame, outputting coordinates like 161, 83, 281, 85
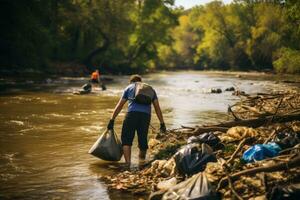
1, 65, 300, 82
101, 88, 300, 199
0, 71, 299, 199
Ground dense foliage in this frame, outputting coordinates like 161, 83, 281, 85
159, 0, 300, 73
0, 0, 299, 74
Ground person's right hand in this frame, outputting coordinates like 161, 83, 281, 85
107, 119, 114, 130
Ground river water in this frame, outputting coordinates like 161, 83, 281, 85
0, 71, 290, 199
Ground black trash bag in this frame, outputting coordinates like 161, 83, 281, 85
187, 132, 221, 149
273, 132, 300, 149
88, 129, 123, 161
174, 143, 217, 176
267, 183, 300, 200
82, 83, 92, 92
73, 83, 92, 95
162, 172, 220, 200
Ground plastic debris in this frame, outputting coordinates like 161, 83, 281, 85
242, 142, 282, 163
273, 132, 300, 149
157, 177, 177, 191
174, 143, 217, 176
88, 129, 123, 161
162, 172, 220, 200
187, 132, 221, 149
220, 126, 258, 142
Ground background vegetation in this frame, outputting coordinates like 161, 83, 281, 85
0, 0, 299, 74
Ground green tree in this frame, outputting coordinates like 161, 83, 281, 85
246, 3, 285, 68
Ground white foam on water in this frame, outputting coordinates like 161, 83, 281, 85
75, 112, 90, 116
45, 113, 68, 118
79, 125, 102, 133
41, 99, 59, 104
9, 120, 24, 126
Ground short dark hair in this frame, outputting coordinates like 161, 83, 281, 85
129, 74, 142, 83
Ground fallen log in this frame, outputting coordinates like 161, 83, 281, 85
192, 112, 300, 135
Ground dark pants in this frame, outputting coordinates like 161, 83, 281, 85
91, 79, 99, 83
121, 111, 151, 150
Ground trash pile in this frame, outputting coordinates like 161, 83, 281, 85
101, 91, 300, 199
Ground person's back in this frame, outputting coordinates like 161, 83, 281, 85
122, 83, 156, 115
107, 74, 166, 166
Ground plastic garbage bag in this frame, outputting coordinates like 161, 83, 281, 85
174, 143, 217, 176
82, 83, 92, 92
162, 172, 220, 200
273, 132, 300, 149
187, 132, 221, 149
267, 183, 300, 200
220, 126, 258, 142
242, 142, 281, 163
88, 129, 123, 161
157, 177, 177, 191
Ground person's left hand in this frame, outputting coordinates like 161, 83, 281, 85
160, 123, 166, 133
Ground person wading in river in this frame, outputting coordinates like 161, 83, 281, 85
91, 69, 106, 90
107, 74, 166, 165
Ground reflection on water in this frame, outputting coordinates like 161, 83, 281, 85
0, 71, 289, 199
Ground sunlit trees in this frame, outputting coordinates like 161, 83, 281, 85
166, 0, 297, 72
273, 48, 300, 73
1, 0, 300, 73
246, 3, 285, 68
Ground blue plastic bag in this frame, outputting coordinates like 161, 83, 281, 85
242, 142, 281, 163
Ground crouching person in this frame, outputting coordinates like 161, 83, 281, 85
107, 74, 166, 165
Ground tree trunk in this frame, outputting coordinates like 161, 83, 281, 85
83, 29, 109, 71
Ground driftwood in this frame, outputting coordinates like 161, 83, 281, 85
222, 164, 244, 200
192, 112, 300, 135
226, 171, 244, 200
229, 92, 300, 120
263, 130, 276, 144
268, 97, 284, 124
217, 154, 300, 189
240, 105, 264, 115
279, 146, 300, 154
226, 138, 247, 165
228, 105, 241, 121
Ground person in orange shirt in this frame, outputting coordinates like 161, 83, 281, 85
90, 69, 106, 90
91, 69, 100, 83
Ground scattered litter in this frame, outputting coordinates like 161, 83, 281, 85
88, 129, 123, 161
187, 132, 221, 149
242, 142, 282, 163
174, 143, 217, 176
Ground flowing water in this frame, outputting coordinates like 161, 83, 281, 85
0, 71, 291, 199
